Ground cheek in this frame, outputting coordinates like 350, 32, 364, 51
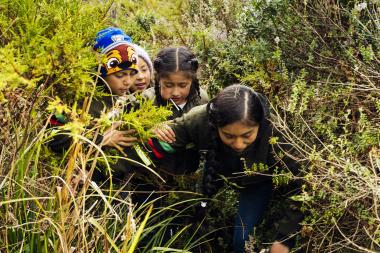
144, 72, 151, 84
133, 75, 139, 84
218, 133, 232, 146
180, 85, 192, 97
221, 138, 232, 146
105, 76, 120, 88
247, 132, 259, 144
160, 86, 172, 99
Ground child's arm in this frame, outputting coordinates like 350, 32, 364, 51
149, 104, 208, 156
47, 114, 73, 153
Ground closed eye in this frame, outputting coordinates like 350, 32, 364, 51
163, 83, 174, 88
242, 132, 253, 138
114, 72, 125, 78
224, 133, 234, 139
179, 83, 189, 88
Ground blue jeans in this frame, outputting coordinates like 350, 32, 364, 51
233, 181, 272, 253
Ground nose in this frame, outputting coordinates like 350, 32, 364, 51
122, 75, 133, 87
172, 86, 180, 96
136, 70, 144, 80
232, 138, 246, 151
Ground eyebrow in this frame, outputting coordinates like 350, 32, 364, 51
222, 129, 253, 137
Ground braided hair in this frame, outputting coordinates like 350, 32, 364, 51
203, 84, 267, 196
153, 47, 200, 106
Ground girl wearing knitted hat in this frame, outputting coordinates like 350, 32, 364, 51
94, 27, 139, 97
130, 44, 153, 93
91, 27, 140, 150
49, 27, 140, 178
143, 46, 209, 119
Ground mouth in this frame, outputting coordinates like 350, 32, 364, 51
118, 89, 129, 95
233, 148, 245, 154
135, 83, 146, 90
171, 97, 182, 104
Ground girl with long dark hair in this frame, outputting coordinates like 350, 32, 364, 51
150, 84, 303, 252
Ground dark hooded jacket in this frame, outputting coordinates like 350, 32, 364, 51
148, 94, 303, 248
48, 94, 142, 181
153, 92, 300, 185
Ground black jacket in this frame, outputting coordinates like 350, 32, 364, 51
149, 100, 303, 248
48, 94, 141, 180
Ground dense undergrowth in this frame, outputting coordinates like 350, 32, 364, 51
0, 0, 379, 252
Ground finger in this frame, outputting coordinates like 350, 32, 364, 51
165, 127, 176, 141
124, 129, 136, 135
161, 128, 175, 142
122, 136, 138, 142
113, 143, 125, 153
111, 121, 123, 129
118, 141, 135, 147
115, 136, 138, 144
158, 132, 173, 143
154, 132, 167, 142
112, 136, 137, 145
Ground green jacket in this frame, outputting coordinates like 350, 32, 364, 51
142, 87, 209, 119
166, 104, 301, 185
152, 101, 303, 247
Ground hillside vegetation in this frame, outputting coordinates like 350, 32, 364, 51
0, 0, 379, 252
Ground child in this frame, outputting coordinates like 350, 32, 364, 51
49, 27, 140, 179
150, 84, 303, 253
143, 46, 209, 119
129, 44, 153, 93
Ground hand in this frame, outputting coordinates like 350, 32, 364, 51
152, 123, 176, 143
270, 242, 289, 253
102, 122, 137, 148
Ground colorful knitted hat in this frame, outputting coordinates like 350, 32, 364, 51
94, 27, 138, 77
133, 44, 153, 77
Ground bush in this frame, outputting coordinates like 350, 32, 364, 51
1, 0, 379, 252
188, 0, 380, 251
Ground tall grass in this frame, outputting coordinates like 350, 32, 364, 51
0, 99, 207, 252
0, 0, 208, 252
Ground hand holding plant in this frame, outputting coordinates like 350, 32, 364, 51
101, 121, 138, 148
152, 123, 176, 143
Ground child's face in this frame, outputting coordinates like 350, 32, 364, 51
159, 71, 192, 105
104, 69, 138, 96
130, 57, 151, 93
218, 120, 259, 154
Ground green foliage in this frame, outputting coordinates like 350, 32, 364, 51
179, 0, 379, 251
0, 0, 109, 102
0, 0, 198, 252
121, 99, 172, 141
243, 162, 269, 175
1, 0, 380, 252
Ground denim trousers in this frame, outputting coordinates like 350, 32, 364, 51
233, 181, 272, 253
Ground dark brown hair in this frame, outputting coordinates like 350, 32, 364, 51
153, 47, 200, 105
